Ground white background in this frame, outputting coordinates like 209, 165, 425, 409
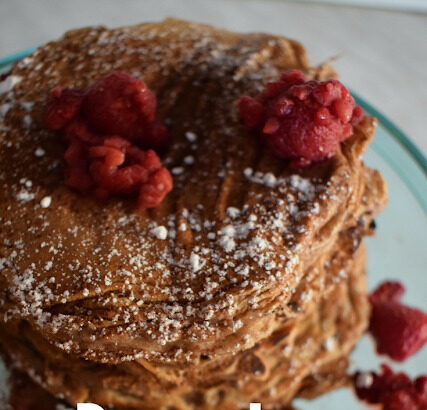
0, 0, 426, 155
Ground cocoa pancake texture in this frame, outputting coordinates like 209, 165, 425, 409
0, 19, 387, 409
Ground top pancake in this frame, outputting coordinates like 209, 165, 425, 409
0, 19, 386, 365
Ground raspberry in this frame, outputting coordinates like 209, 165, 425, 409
370, 281, 405, 304
44, 72, 172, 209
89, 139, 168, 202
238, 69, 364, 169
64, 119, 103, 146
82, 71, 168, 151
140, 121, 169, 152
369, 281, 427, 361
83, 72, 156, 132
44, 86, 84, 130
238, 96, 265, 129
138, 167, 173, 209
382, 391, 419, 410
353, 365, 427, 410
63, 139, 93, 193
415, 376, 427, 399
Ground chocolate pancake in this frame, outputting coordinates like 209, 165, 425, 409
1, 238, 369, 409
0, 19, 386, 409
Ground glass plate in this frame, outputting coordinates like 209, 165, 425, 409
1, 50, 426, 410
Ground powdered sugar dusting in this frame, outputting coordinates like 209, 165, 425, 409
185, 131, 197, 142
34, 147, 46, 157
40, 196, 52, 208
0, 20, 367, 370
0, 75, 22, 95
150, 225, 168, 240
0, 104, 10, 117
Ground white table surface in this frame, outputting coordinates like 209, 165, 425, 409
0, 0, 426, 155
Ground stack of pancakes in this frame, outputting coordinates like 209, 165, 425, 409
0, 19, 386, 409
